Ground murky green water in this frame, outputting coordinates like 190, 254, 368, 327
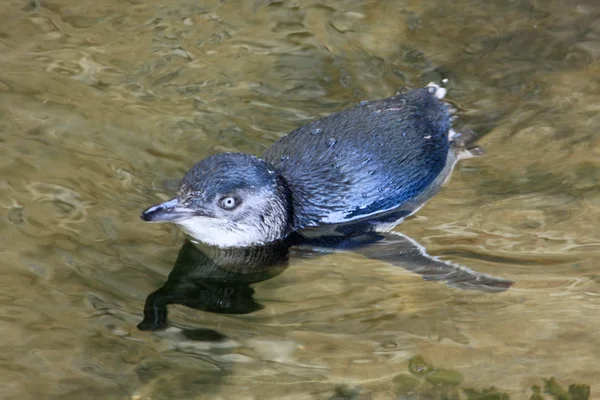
1, 0, 599, 398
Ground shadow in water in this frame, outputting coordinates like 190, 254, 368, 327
137, 239, 290, 331
138, 229, 512, 331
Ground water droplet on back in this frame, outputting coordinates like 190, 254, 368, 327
311, 128, 322, 135
280, 155, 290, 161
359, 100, 369, 106
326, 138, 337, 147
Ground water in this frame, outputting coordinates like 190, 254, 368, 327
1, 0, 599, 398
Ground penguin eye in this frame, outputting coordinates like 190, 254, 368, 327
218, 196, 239, 210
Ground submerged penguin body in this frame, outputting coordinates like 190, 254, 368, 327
142, 84, 466, 247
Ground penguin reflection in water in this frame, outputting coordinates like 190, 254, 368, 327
139, 84, 512, 330
138, 235, 510, 331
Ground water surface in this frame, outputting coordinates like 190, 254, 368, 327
1, 0, 599, 398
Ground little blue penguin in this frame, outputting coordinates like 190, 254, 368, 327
141, 83, 475, 248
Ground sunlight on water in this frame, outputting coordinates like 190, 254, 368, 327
1, 0, 599, 398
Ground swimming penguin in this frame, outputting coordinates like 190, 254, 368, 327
141, 83, 476, 248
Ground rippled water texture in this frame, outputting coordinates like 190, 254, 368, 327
1, 0, 600, 398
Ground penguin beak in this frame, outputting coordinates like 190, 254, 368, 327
141, 198, 198, 223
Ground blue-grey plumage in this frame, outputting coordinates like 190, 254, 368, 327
142, 84, 470, 248
264, 86, 451, 228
